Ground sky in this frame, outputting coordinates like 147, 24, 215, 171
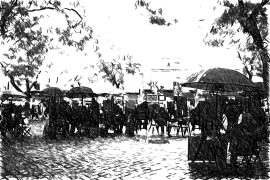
0, 0, 265, 92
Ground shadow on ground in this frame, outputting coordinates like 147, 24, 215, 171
188, 142, 270, 179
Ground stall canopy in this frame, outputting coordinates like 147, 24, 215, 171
0, 90, 27, 101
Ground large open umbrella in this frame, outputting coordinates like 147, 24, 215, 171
41, 87, 63, 97
66, 86, 95, 106
66, 86, 94, 98
182, 68, 257, 163
183, 68, 257, 92
182, 68, 257, 126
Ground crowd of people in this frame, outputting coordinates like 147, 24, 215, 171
189, 96, 268, 139
0, 102, 32, 137
41, 97, 127, 139
0, 93, 269, 147
0, 96, 128, 138
188, 95, 269, 171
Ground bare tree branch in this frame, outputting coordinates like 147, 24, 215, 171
63, 7, 82, 28
28, 6, 55, 12
63, 7, 82, 19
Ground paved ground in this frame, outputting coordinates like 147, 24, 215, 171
1, 120, 269, 180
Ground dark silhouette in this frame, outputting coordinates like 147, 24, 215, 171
224, 99, 241, 131
249, 99, 267, 142
90, 97, 100, 128
135, 101, 150, 132
226, 112, 261, 171
190, 101, 215, 137
155, 106, 169, 135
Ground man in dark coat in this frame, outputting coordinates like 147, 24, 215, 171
249, 100, 267, 142
225, 99, 241, 131
227, 112, 258, 170
90, 97, 100, 128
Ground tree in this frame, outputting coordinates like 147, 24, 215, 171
206, 0, 269, 94
98, 54, 141, 89
0, 0, 93, 97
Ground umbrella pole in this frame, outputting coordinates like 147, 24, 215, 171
81, 94, 83, 136
81, 94, 83, 107
212, 84, 218, 137
49, 96, 51, 119
215, 91, 218, 136
48, 95, 52, 137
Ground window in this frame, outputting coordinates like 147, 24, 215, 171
158, 95, 165, 101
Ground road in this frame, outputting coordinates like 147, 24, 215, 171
1, 121, 269, 180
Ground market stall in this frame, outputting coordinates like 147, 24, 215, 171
66, 86, 97, 137
40, 87, 66, 138
182, 67, 257, 169
0, 90, 30, 138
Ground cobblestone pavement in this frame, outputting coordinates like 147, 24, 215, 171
1, 121, 269, 180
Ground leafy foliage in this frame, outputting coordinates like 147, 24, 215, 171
135, 0, 177, 26
209, 0, 269, 49
238, 50, 262, 80
98, 54, 141, 89
0, 0, 93, 96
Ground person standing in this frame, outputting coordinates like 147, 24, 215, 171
225, 99, 241, 132
227, 112, 258, 171
249, 99, 268, 142
23, 102, 31, 122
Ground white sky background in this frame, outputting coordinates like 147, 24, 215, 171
1, 0, 266, 92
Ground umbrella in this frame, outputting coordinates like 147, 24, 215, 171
66, 86, 95, 99
66, 86, 96, 106
40, 87, 63, 122
0, 90, 27, 101
182, 68, 257, 138
183, 68, 257, 92
40, 87, 63, 97
98, 91, 123, 97
182, 68, 257, 162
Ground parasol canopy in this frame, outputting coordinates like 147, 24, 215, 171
98, 90, 124, 97
40, 87, 63, 97
66, 86, 95, 98
0, 90, 27, 101
182, 68, 257, 92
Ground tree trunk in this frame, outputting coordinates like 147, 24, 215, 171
9, 75, 23, 93
260, 50, 270, 95
8, 76, 36, 98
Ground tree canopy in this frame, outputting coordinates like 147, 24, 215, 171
0, 0, 94, 96
205, 0, 270, 94
0, 0, 140, 96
